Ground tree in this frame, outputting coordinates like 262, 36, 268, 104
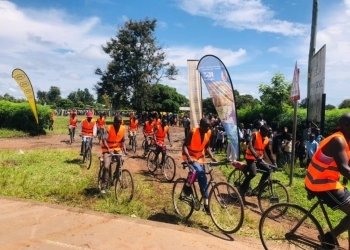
236, 94, 261, 109
202, 97, 216, 115
57, 99, 74, 109
299, 98, 307, 109
325, 104, 336, 110
47, 86, 61, 104
339, 99, 350, 109
37, 90, 48, 105
67, 88, 95, 106
94, 18, 178, 112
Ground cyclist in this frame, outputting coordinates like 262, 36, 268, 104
153, 118, 172, 167
240, 125, 276, 200
100, 115, 127, 194
143, 115, 154, 156
128, 113, 139, 145
97, 113, 106, 139
305, 113, 350, 249
182, 117, 217, 215
68, 111, 78, 141
153, 113, 161, 126
79, 111, 97, 156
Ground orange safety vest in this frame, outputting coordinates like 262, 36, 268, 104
129, 119, 138, 131
69, 117, 77, 127
245, 132, 269, 160
97, 117, 105, 128
305, 132, 349, 192
152, 118, 161, 126
144, 121, 153, 135
155, 125, 169, 143
182, 127, 210, 165
101, 125, 125, 153
81, 119, 96, 136
50, 113, 55, 121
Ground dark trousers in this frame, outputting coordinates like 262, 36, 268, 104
184, 127, 190, 138
240, 160, 271, 196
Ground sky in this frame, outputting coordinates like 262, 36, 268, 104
0, 0, 349, 107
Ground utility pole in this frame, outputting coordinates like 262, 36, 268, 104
307, 0, 318, 120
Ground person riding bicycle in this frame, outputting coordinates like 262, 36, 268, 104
100, 115, 127, 194
240, 125, 276, 200
143, 115, 155, 156
68, 111, 78, 141
79, 111, 97, 156
153, 113, 161, 126
182, 117, 217, 215
128, 113, 139, 145
153, 118, 172, 167
305, 113, 350, 249
97, 113, 106, 139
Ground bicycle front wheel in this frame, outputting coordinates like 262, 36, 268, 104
85, 147, 92, 170
259, 203, 324, 250
227, 168, 246, 190
172, 178, 194, 220
114, 169, 134, 203
163, 156, 176, 181
209, 182, 244, 234
258, 180, 290, 214
132, 137, 137, 153
147, 150, 158, 173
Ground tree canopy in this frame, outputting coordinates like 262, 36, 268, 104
67, 88, 95, 106
94, 18, 178, 113
339, 99, 350, 109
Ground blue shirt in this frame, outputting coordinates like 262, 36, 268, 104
306, 140, 318, 159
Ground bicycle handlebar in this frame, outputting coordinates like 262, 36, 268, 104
181, 161, 221, 169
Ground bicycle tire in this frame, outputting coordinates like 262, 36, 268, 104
147, 150, 158, 173
163, 156, 176, 181
209, 182, 244, 234
85, 147, 92, 170
114, 169, 134, 203
258, 180, 290, 214
172, 178, 194, 220
227, 168, 247, 191
70, 130, 73, 145
132, 136, 137, 153
259, 203, 324, 250
97, 161, 104, 190
82, 142, 87, 163
141, 140, 147, 156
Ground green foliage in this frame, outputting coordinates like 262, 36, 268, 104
202, 97, 216, 115
94, 18, 178, 112
67, 88, 95, 106
0, 101, 51, 135
57, 99, 74, 109
338, 99, 350, 109
47, 86, 61, 104
325, 104, 336, 110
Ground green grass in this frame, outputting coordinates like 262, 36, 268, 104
0, 128, 27, 138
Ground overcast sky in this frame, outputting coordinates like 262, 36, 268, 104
1, 0, 350, 106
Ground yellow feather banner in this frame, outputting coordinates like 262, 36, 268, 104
12, 69, 39, 124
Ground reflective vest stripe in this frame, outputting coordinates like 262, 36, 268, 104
245, 132, 268, 160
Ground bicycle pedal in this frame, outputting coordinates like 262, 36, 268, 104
270, 197, 279, 203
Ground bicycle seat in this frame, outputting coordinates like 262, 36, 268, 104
232, 161, 247, 171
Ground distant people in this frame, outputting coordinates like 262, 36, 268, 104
49, 110, 55, 131
272, 127, 284, 168
182, 115, 191, 138
306, 133, 318, 166
314, 128, 324, 143
295, 135, 306, 168
253, 113, 267, 131
215, 126, 225, 153
281, 133, 293, 165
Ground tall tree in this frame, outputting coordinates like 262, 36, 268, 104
339, 99, 350, 109
67, 88, 95, 106
94, 18, 178, 112
47, 86, 61, 105
202, 97, 216, 115
36, 90, 48, 105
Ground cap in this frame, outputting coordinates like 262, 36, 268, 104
86, 111, 93, 118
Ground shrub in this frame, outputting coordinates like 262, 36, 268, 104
0, 101, 51, 135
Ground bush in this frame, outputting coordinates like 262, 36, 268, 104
0, 101, 51, 135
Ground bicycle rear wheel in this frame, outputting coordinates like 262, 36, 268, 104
209, 182, 244, 233
227, 168, 247, 194
172, 178, 194, 220
163, 156, 176, 181
147, 150, 158, 173
132, 136, 137, 153
258, 180, 290, 214
114, 169, 134, 203
85, 147, 92, 170
69, 130, 73, 145
259, 203, 324, 250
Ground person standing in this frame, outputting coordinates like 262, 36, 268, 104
183, 115, 191, 139
306, 133, 319, 166
281, 133, 293, 165
253, 113, 267, 131
68, 111, 78, 141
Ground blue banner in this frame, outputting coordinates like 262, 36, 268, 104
197, 55, 239, 159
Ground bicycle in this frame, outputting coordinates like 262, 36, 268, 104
81, 135, 93, 170
129, 132, 137, 153
259, 191, 347, 250
172, 161, 245, 234
141, 135, 153, 156
97, 153, 134, 203
68, 125, 76, 145
97, 127, 105, 144
146, 144, 176, 181
227, 160, 290, 213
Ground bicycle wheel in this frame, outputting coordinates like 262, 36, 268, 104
227, 168, 246, 191
114, 169, 134, 203
82, 142, 86, 162
132, 137, 137, 153
163, 156, 176, 181
85, 147, 92, 170
141, 140, 147, 155
172, 178, 194, 220
147, 150, 158, 173
259, 203, 324, 250
97, 161, 104, 190
209, 182, 244, 233
258, 180, 290, 214
69, 130, 73, 145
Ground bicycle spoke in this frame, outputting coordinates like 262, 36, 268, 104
258, 181, 290, 214
163, 156, 176, 181
115, 169, 134, 203
172, 178, 194, 220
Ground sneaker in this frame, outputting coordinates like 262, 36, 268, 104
100, 189, 106, 194
321, 232, 336, 249
203, 205, 211, 215
182, 185, 192, 196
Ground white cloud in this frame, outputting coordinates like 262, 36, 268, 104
267, 47, 281, 53
175, 0, 308, 36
